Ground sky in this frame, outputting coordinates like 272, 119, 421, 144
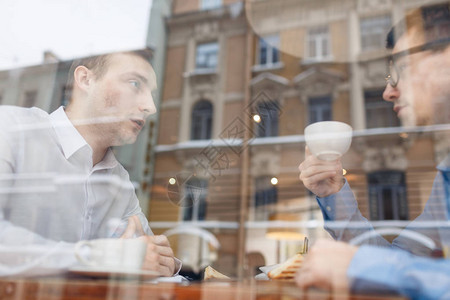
0, 0, 153, 70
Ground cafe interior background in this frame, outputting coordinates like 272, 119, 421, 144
1, 0, 449, 279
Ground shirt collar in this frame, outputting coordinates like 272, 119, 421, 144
49, 106, 88, 159
49, 107, 119, 169
94, 148, 119, 170
437, 154, 450, 172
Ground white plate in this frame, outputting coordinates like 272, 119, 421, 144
69, 265, 160, 280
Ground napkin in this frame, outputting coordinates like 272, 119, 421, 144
146, 275, 189, 283
255, 264, 280, 280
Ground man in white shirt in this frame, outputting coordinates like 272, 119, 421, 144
0, 50, 179, 277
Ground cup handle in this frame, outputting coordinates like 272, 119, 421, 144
75, 240, 95, 266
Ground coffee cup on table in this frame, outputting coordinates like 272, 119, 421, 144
304, 121, 353, 161
74, 238, 147, 270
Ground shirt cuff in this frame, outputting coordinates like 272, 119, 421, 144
316, 180, 350, 220
173, 257, 182, 276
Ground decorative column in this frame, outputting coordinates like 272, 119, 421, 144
179, 38, 196, 142
213, 33, 227, 139
348, 9, 366, 130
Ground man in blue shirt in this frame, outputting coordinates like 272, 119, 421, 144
296, 4, 450, 299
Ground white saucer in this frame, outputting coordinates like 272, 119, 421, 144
69, 265, 160, 280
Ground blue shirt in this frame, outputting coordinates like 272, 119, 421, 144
318, 156, 450, 255
349, 246, 450, 300
317, 155, 450, 299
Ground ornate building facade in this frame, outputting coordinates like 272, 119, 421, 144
149, 0, 450, 277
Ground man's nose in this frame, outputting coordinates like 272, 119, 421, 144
382, 83, 400, 102
139, 94, 157, 116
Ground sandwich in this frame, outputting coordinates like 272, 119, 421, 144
267, 253, 304, 280
204, 266, 231, 281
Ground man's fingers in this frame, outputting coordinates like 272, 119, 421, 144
120, 217, 137, 238
297, 264, 330, 291
141, 235, 176, 276
300, 165, 338, 179
300, 153, 340, 172
296, 270, 314, 290
143, 250, 175, 276
157, 245, 175, 258
133, 216, 145, 236
305, 146, 312, 157
157, 255, 176, 275
157, 264, 173, 277
120, 215, 145, 238
143, 257, 169, 275
301, 171, 337, 184
156, 254, 175, 267
152, 235, 171, 246
141, 236, 173, 256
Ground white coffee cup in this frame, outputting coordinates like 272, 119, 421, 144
304, 121, 353, 161
75, 238, 147, 270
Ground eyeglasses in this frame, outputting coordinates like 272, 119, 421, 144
385, 39, 450, 88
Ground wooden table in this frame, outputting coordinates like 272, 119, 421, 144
0, 276, 407, 300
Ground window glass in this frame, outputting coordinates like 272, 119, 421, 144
307, 26, 330, 60
360, 15, 392, 51
2, 0, 450, 290
365, 90, 399, 128
23, 90, 37, 108
254, 176, 278, 221
191, 100, 213, 140
201, 0, 222, 10
183, 177, 208, 221
308, 96, 332, 124
255, 100, 280, 137
257, 35, 280, 66
61, 85, 72, 107
368, 171, 408, 221
196, 42, 219, 69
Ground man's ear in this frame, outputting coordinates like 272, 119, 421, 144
73, 66, 93, 92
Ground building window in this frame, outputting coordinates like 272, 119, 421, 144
196, 42, 219, 70
191, 100, 213, 140
201, 0, 222, 10
61, 85, 72, 107
182, 177, 208, 221
365, 90, 399, 128
23, 90, 38, 108
307, 26, 331, 61
368, 171, 408, 221
254, 176, 278, 207
360, 15, 392, 51
255, 100, 280, 137
257, 35, 280, 66
308, 96, 332, 124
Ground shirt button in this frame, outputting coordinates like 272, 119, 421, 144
326, 206, 331, 212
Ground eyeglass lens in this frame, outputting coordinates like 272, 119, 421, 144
387, 60, 399, 87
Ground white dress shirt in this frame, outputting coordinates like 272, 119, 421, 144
0, 106, 153, 275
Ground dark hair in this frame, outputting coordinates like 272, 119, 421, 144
65, 48, 153, 102
386, 3, 450, 49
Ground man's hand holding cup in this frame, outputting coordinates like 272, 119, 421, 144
299, 121, 352, 198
